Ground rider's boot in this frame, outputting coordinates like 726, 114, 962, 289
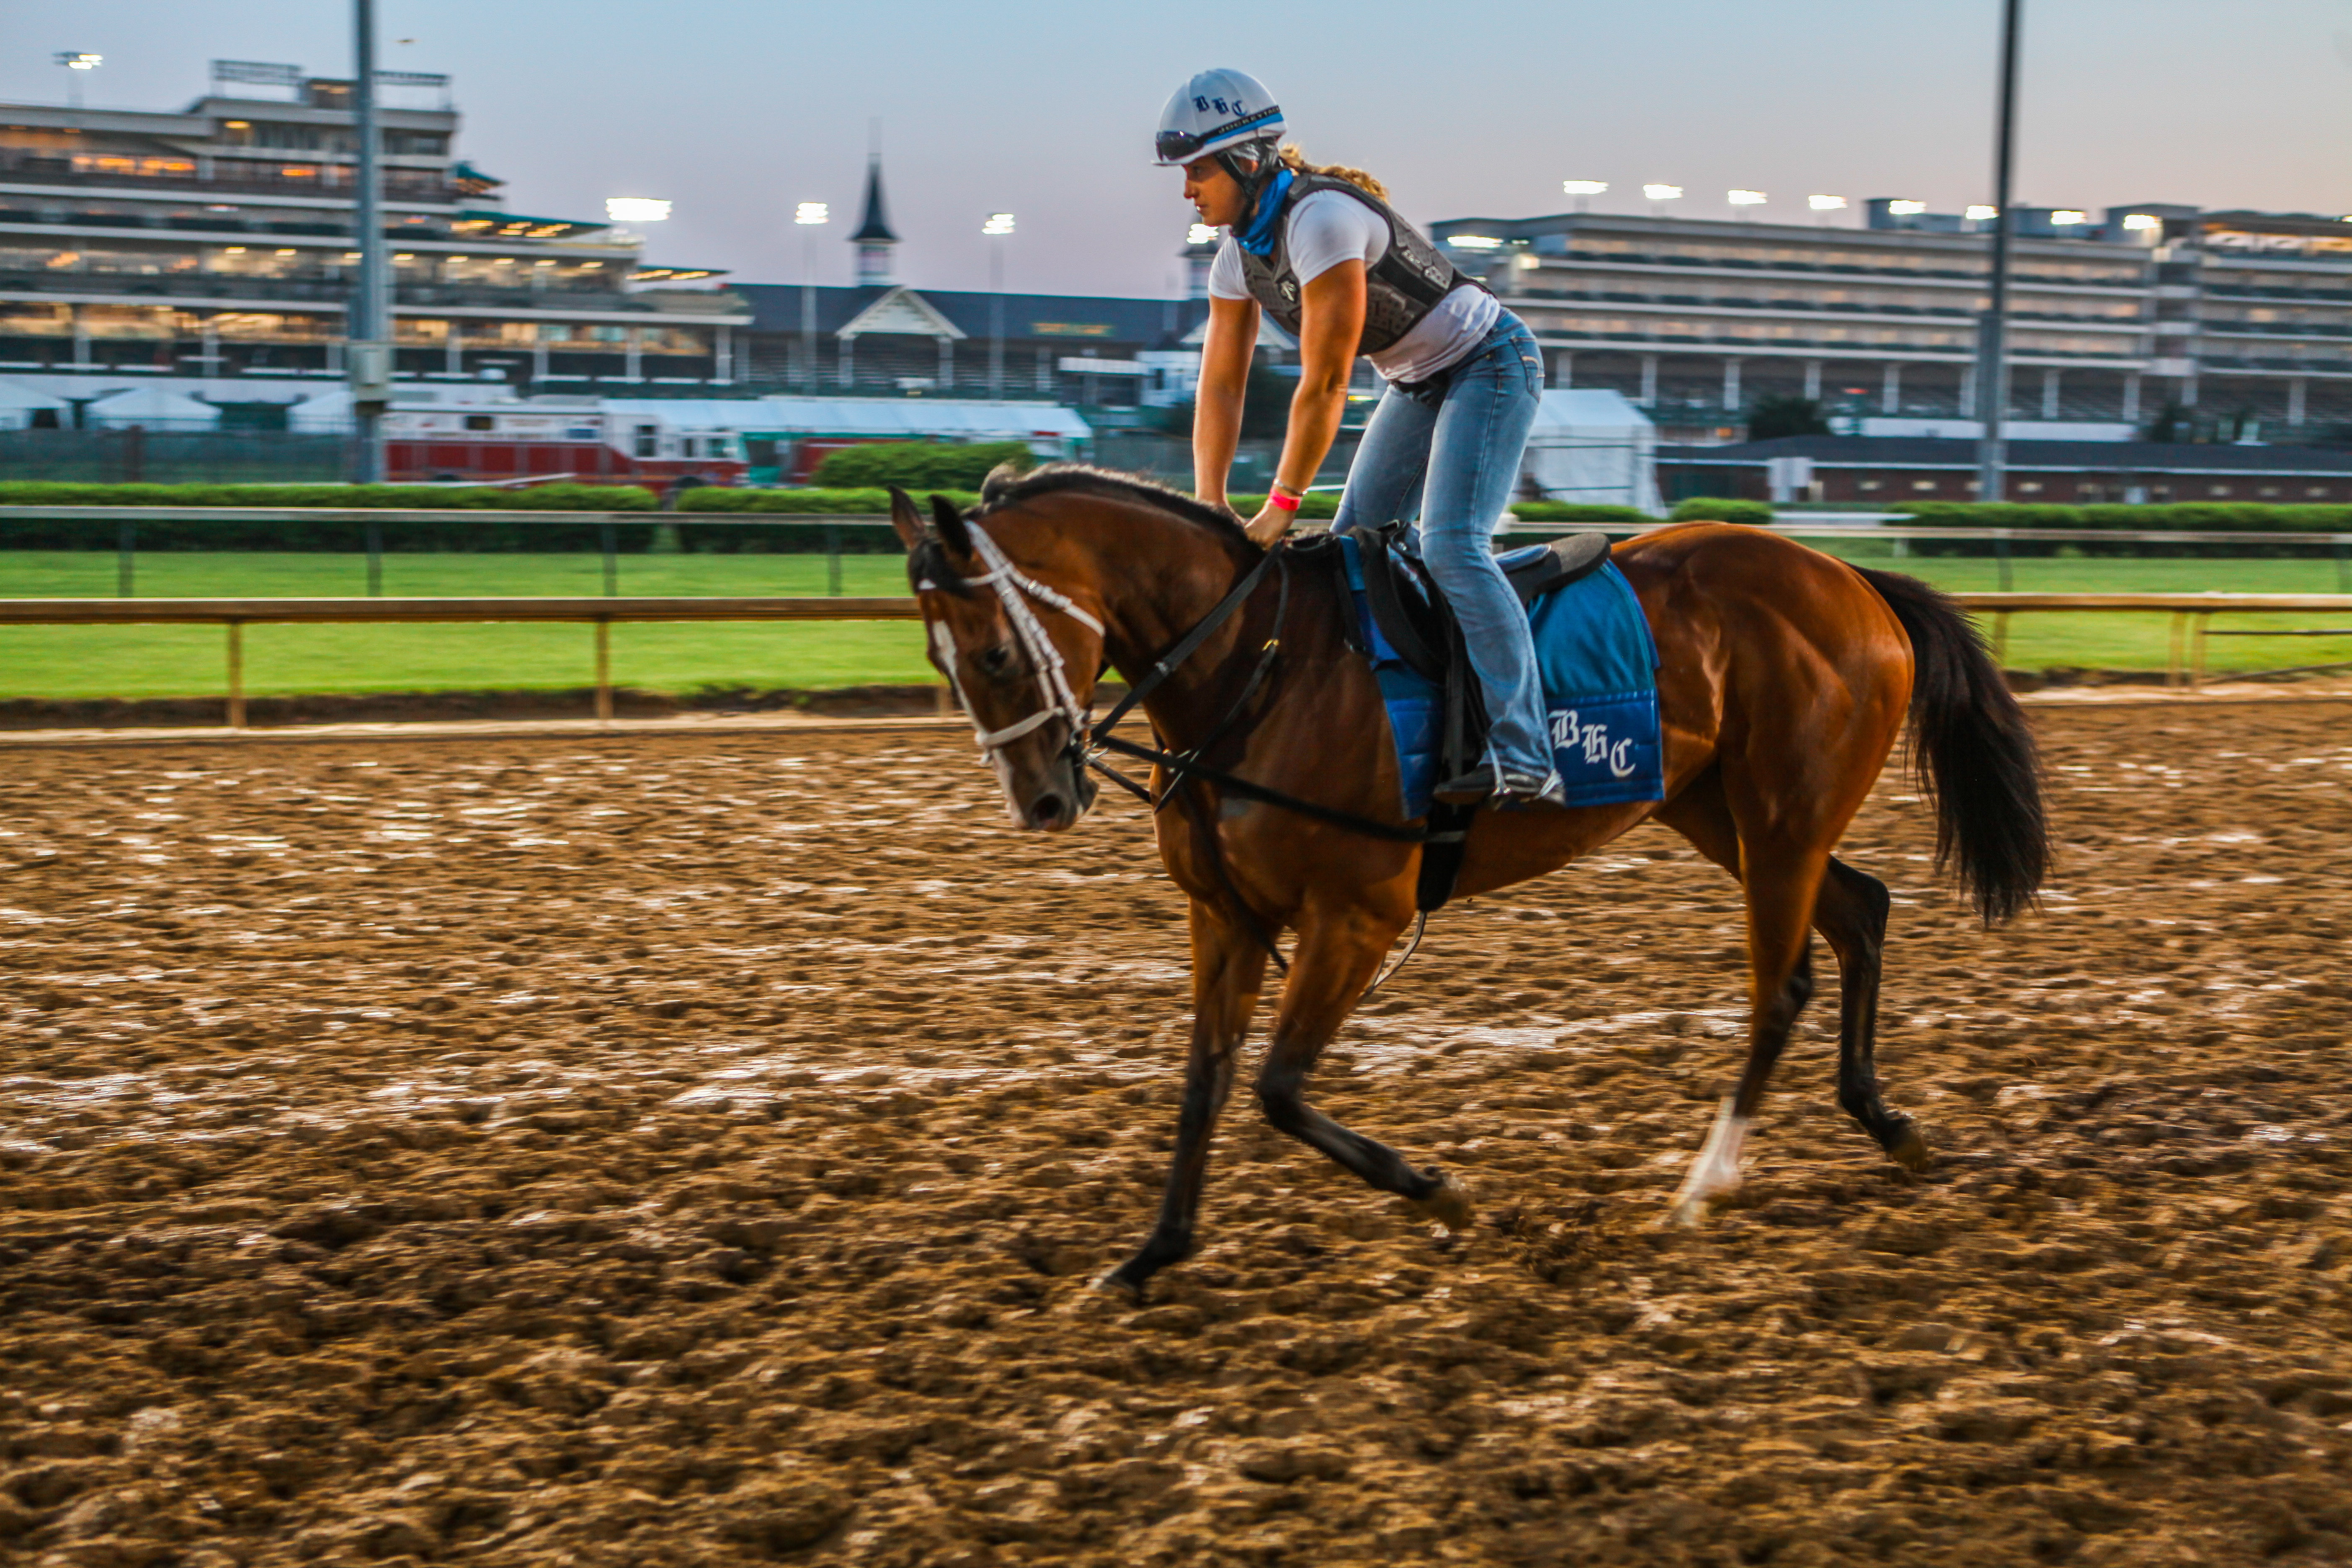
1434, 760, 1565, 808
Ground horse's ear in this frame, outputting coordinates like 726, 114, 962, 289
930, 493, 976, 559
887, 486, 925, 552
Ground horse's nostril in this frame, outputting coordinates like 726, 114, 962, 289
1029, 793, 1065, 827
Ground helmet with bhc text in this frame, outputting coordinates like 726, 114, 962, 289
1153, 68, 1284, 167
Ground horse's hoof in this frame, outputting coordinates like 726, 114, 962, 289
1887, 1124, 1932, 1172
1664, 1196, 1711, 1230
1094, 1264, 1148, 1302
1411, 1172, 1475, 1232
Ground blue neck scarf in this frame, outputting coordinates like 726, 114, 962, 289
1233, 167, 1295, 257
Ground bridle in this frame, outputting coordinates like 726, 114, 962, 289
924, 514, 1437, 987
937, 524, 1104, 790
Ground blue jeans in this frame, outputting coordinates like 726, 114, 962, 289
1333, 313, 1550, 779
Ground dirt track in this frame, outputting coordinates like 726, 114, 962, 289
3, 704, 2349, 1566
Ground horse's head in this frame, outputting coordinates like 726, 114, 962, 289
892, 486, 1102, 832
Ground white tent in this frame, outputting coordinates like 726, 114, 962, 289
1520, 389, 1660, 514
722, 397, 1092, 456
0, 381, 70, 431
83, 385, 224, 429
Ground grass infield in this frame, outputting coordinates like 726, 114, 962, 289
3, 547, 2348, 701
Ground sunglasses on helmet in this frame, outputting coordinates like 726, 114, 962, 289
1156, 105, 1281, 165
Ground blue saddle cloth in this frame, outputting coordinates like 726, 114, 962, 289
1336, 534, 1665, 818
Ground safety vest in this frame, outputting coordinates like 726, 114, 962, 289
1235, 173, 1478, 356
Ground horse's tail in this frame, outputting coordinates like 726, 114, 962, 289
1854, 566, 2049, 923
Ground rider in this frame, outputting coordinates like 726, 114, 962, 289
1158, 68, 1562, 808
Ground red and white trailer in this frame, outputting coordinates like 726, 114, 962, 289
382, 402, 746, 486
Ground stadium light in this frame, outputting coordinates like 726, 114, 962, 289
794, 201, 828, 225
2051, 209, 2088, 226
1728, 189, 1767, 206
1966, 204, 1999, 221
1562, 180, 1608, 195
1447, 234, 1504, 250
982, 211, 1016, 237
1186, 222, 1218, 246
1808, 194, 1847, 211
1642, 184, 1682, 202
54, 51, 101, 110
1887, 199, 1928, 216
2121, 214, 2161, 231
605, 197, 672, 224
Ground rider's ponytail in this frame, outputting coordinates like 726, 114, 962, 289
1277, 144, 1388, 202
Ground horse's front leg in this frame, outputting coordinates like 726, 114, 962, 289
1102, 897, 1268, 1297
1254, 903, 1473, 1228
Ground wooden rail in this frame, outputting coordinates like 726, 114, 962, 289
6, 591, 2351, 730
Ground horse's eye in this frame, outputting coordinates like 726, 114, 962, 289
978, 644, 1015, 677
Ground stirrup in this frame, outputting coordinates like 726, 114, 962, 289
1432, 761, 1502, 805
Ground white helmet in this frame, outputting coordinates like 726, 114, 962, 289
1153, 68, 1284, 166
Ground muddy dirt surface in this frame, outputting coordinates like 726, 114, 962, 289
0, 684, 959, 733
3, 704, 2349, 1567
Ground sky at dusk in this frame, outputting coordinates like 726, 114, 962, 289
8, 0, 2351, 300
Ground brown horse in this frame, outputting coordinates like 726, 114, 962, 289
887, 467, 2047, 1295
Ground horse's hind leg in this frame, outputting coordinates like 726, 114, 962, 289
1253, 903, 1469, 1225
1665, 830, 1828, 1226
1814, 857, 1929, 1170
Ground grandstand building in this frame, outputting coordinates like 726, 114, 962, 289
1430, 205, 2352, 445
0, 59, 747, 395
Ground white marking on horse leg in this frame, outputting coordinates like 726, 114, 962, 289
1666, 1097, 1749, 1228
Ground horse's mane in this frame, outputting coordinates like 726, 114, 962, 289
974, 462, 1252, 546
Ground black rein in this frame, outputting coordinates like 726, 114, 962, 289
1081, 541, 1432, 847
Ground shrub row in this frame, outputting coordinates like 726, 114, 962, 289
807, 441, 1035, 490
1669, 497, 1776, 524
1888, 500, 2352, 532
1884, 500, 2352, 557
678, 487, 981, 515
0, 481, 658, 511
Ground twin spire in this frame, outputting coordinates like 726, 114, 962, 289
851, 155, 897, 286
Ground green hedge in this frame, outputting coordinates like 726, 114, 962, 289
1504, 502, 1654, 524
0, 481, 658, 511
1886, 500, 2352, 557
1671, 497, 1775, 524
808, 441, 1034, 490
1889, 500, 2352, 531
678, 487, 981, 515
0, 482, 665, 552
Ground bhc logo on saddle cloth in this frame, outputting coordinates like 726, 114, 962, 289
1337, 534, 1666, 818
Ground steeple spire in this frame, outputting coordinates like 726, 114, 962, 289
851, 150, 898, 286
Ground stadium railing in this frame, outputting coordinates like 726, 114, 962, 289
3, 590, 2347, 732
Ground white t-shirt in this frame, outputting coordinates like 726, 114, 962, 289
1208, 187, 1498, 384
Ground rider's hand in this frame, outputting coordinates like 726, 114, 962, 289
1244, 504, 1291, 549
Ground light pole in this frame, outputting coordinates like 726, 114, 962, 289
795, 201, 827, 393
348, 5, 389, 483
54, 52, 100, 111
1642, 183, 1682, 218
983, 212, 1014, 400
1975, 0, 2024, 503
1728, 189, 1767, 222
1809, 194, 1849, 227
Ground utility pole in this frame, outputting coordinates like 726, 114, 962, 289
794, 202, 828, 393
983, 212, 1014, 400
348, 0, 392, 482
1974, 0, 2023, 504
